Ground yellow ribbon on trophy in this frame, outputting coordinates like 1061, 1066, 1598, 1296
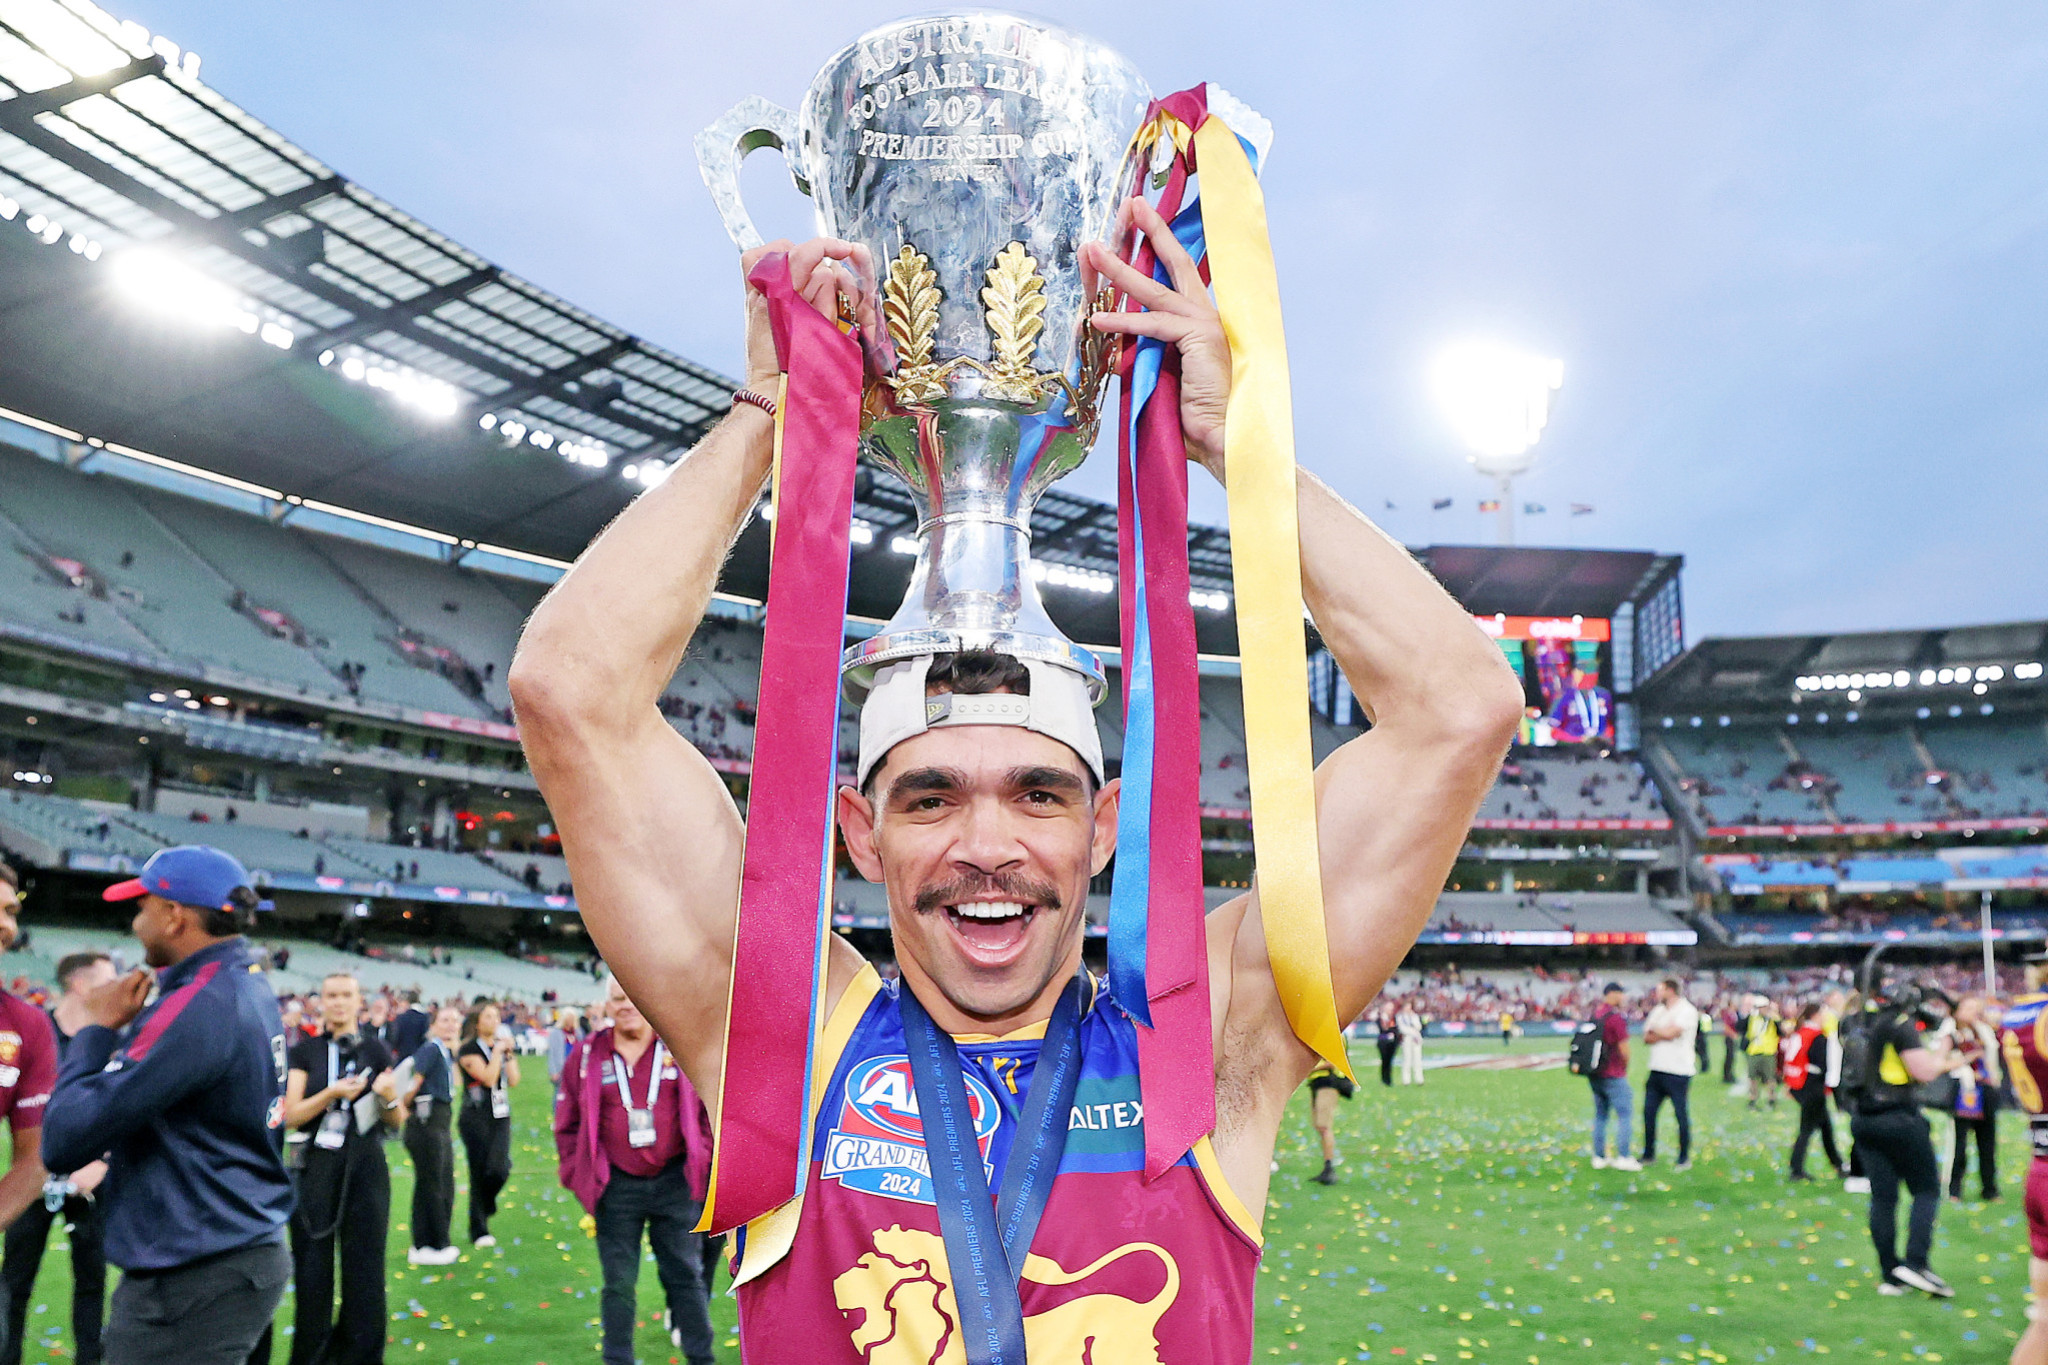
1187, 111, 1353, 1081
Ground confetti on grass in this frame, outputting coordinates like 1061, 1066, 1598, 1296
8, 1039, 2031, 1362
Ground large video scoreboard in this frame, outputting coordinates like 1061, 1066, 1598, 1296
1477, 614, 1615, 746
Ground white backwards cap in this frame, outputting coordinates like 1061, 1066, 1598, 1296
856, 655, 1106, 790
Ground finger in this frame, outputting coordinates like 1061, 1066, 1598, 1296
787, 237, 859, 294
1129, 198, 1205, 300
1084, 243, 1187, 315
1088, 309, 1201, 342
802, 260, 844, 316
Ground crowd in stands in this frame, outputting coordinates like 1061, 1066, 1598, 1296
1479, 750, 1667, 823
1661, 719, 2048, 828
1371, 959, 2031, 1029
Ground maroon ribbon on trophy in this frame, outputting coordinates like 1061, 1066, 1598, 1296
1114, 93, 1217, 1181
700, 252, 862, 1234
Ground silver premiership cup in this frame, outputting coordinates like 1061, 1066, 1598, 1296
697, 13, 1153, 702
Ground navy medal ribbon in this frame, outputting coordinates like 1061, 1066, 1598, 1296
898, 974, 1087, 1365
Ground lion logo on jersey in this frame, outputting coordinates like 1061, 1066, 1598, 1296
832, 1224, 1179, 1364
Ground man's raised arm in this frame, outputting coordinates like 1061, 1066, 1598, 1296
509, 239, 871, 1105
1085, 201, 1525, 1111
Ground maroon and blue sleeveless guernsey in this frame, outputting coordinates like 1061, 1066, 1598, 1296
733, 966, 1262, 1363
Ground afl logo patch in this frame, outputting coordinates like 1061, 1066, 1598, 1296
266, 1097, 284, 1130
821, 1056, 1000, 1206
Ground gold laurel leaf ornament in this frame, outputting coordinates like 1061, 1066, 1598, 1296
882, 244, 948, 406
980, 242, 1051, 403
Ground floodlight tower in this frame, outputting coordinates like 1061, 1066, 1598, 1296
1430, 342, 1564, 546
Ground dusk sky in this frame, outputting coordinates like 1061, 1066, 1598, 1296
119, 2, 2048, 644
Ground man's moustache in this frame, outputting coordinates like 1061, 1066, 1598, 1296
913, 875, 1063, 917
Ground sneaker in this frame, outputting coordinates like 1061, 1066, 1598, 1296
1891, 1265, 1954, 1298
406, 1247, 424, 1267
1674, 1160, 1693, 1173
1609, 1157, 1643, 1173
1790, 1172, 1815, 1183
1313, 1161, 1337, 1186
1590, 1156, 1609, 1170
1842, 1176, 1871, 1194
1876, 1280, 1909, 1297
433, 1246, 461, 1266
474, 1234, 497, 1249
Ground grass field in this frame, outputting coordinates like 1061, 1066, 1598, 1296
5, 1038, 2030, 1363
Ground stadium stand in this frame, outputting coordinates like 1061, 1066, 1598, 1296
0, 443, 343, 695
1424, 890, 1691, 938
1655, 726, 1836, 827
1921, 715, 2048, 820
313, 537, 545, 717
1788, 726, 1925, 824
126, 486, 493, 719
318, 837, 528, 893
1476, 751, 1667, 824
0, 791, 159, 864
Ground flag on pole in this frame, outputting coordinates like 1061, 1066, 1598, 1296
1571, 502, 1596, 516
1431, 497, 1453, 511
1523, 502, 1545, 515
1477, 499, 1501, 514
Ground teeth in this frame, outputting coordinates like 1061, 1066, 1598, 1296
952, 901, 1028, 921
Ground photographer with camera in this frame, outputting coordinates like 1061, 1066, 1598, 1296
1838, 957, 1955, 1299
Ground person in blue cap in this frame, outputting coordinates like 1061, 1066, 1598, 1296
42, 845, 295, 1365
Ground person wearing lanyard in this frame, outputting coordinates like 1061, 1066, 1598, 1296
456, 1002, 518, 1248
399, 1005, 461, 1266
510, 216, 1526, 1363
0, 950, 112, 1365
553, 976, 713, 1365
276, 973, 402, 1365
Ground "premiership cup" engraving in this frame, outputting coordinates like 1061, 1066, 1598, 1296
698, 13, 1155, 702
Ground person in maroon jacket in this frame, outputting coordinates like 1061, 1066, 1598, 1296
555, 976, 713, 1365
0, 864, 65, 1360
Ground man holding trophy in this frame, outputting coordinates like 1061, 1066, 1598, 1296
512, 13, 1521, 1362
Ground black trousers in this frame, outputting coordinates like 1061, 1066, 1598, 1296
103, 1238, 289, 1365
1377, 1039, 1398, 1087
1695, 1031, 1710, 1072
1851, 1106, 1941, 1277
595, 1164, 713, 1365
403, 1103, 455, 1250
457, 1104, 511, 1242
1722, 1035, 1738, 1083
1790, 1083, 1843, 1176
1641, 1072, 1692, 1164
288, 1143, 389, 1365
1949, 1112, 1998, 1199
1, 1189, 106, 1365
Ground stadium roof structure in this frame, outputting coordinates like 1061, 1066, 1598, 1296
1640, 620, 2048, 713
0, 0, 732, 559
1411, 545, 1677, 620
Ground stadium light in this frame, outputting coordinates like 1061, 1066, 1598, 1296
1430, 340, 1563, 547
112, 250, 257, 332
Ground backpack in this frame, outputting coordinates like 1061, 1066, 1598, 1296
1835, 1011, 1877, 1101
1567, 1016, 1606, 1076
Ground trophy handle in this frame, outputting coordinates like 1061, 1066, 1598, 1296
695, 96, 810, 251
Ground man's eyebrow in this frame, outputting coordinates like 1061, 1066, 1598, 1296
887, 767, 968, 799
1006, 765, 1086, 794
